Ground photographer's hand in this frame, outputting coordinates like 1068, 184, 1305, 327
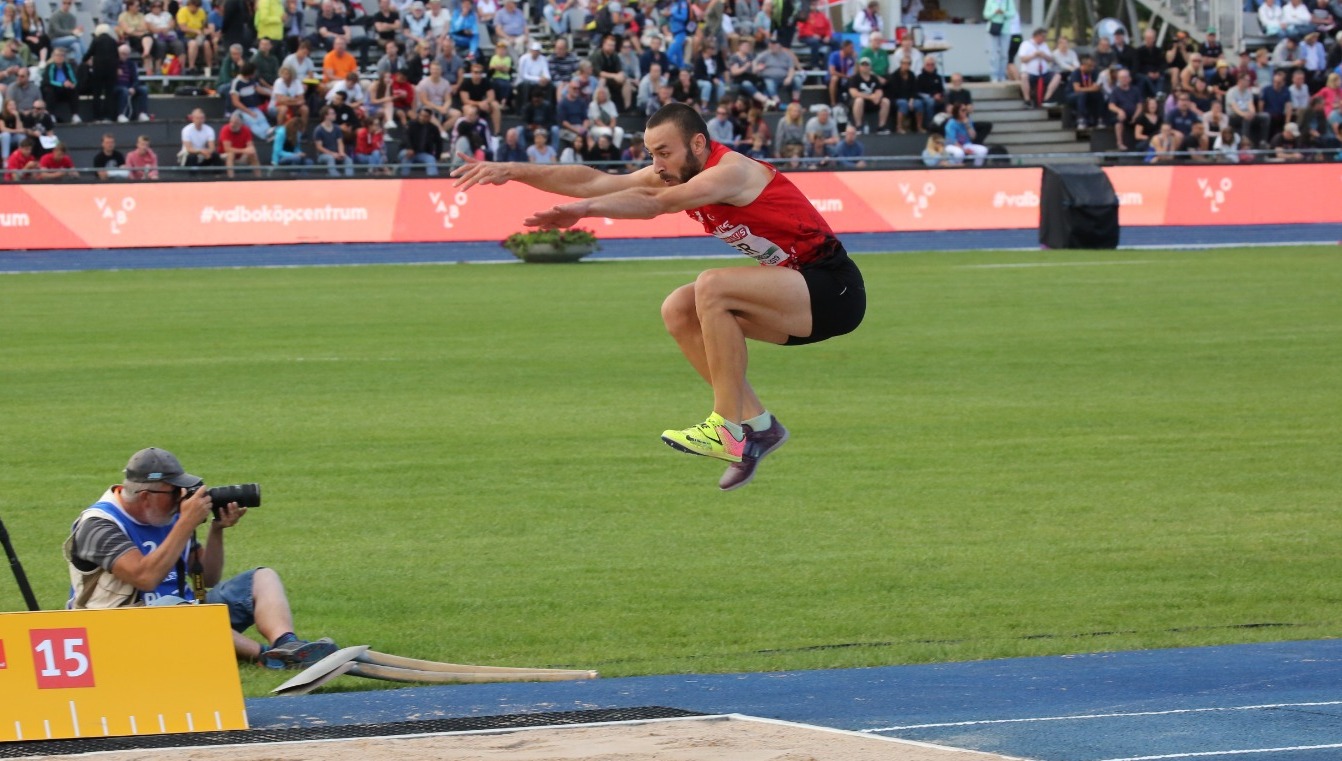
179, 486, 214, 529
213, 502, 247, 528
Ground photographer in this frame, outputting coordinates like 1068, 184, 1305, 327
64, 447, 337, 669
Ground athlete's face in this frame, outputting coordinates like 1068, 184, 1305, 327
645, 123, 705, 186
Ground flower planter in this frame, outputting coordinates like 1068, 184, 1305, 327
509, 244, 596, 263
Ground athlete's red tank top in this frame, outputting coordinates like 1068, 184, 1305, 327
685, 141, 842, 271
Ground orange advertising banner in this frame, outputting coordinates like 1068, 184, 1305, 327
1, 164, 1338, 252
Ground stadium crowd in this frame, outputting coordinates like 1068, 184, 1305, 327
0, 0, 1338, 179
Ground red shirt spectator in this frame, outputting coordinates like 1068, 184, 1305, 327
355, 125, 385, 156
391, 75, 415, 111
37, 147, 76, 180
5, 142, 38, 181
219, 121, 255, 151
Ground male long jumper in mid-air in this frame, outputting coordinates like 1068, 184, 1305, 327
452, 103, 866, 490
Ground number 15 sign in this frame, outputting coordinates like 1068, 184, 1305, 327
1, 606, 247, 742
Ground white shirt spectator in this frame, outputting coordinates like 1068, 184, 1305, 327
706, 114, 737, 143
1281, 0, 1312, 27
181, 122, 216, 151
518, 51, 551, 83
427, 6, 452, 37
1016, 37, 1051, 76
1258, 0, 1283, 34
281, 52, 317, 81
326, 79, 367, 105
1051, 46, 1079, 74
270, 76, 304, 110
890, 45, 923, 73
527, 142, 556, 162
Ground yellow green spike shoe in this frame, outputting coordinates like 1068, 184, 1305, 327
661, 412, 746, 463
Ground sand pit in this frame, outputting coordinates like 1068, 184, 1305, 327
35, 716, 1021, 761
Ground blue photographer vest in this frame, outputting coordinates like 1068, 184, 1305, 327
68, 490, 195, 607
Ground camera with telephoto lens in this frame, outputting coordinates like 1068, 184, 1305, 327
185, 483, 262, 519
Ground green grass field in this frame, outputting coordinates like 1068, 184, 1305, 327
2, 245, 1339, 698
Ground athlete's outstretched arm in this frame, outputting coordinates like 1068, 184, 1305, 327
524, 160, 755, 229
450, 153, 659, 198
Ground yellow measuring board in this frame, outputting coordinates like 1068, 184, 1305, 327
0, 605, 247, 742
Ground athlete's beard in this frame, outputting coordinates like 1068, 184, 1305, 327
678, 145, 703, 183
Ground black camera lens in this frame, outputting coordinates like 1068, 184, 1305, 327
206, 483, 262, 508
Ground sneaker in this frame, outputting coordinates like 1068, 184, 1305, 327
718, 416, 790, 491
1041, 100, 1059, 107
261, 637, 338, 670
661, 412, 746, 462
876, 127, 891, 135
1075, 118, 1088, 130
71, 114, 82, 124
138, 113, 152, 122
117, 114, 129, 123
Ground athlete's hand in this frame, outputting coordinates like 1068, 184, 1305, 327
524, 203, 583, 230
450, 153, 513, 191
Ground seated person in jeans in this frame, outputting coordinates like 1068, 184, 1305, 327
65, 448, 337, 669
1066, 55, 1104, 129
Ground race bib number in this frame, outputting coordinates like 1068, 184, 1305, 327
713, 221, 789, 266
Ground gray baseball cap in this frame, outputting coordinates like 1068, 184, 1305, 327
124, 447, 202, 488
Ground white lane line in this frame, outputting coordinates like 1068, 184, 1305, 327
861, 701, 1342, 732
1093, 742, 1342, 760
958, 260, 1157, 269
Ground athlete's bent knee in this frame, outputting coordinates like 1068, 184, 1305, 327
692, 269, 731, 313
661, 285, 698, 334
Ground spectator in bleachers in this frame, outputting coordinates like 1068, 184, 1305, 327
1299, 30, 1326, 85
825, 37, 855, 107
922, 131, 954, 165
803, 103, 839, 167
1202, 97, 1230, 134
494, 124, 526, 159
745, 128, 768, 157
434, 36, 465, 87
47, 0, 84, 67
944, 102, 988, 165
890, 34, 923, 73
353, 116, 388, 170
425, 0, 451, 41
1184, 120, 1212, 159
589, 34, 633, 112
725, 40, 768, 109
487, 41, 514, 110
218, 110, 262, 176
521, 87, 556, 142
1132, 28, 1164, 99
587, 84, 624, 145
401, 106, 441, 173
1260, 0, 1286, 37
327, 87, 359, 144
458, 59, 501, 133
252, 37, 281, 86
773, 98, 804, 165
117, 0, 155, 73
1145, 121, 1181, 162
114, 44, 151, 122
1131, 95, 1161, 150
269, 113, 310, 169
548, 36, 580, 89
177, 0, 213, 73
852, 0, 883, 37
665, 0, 691, 69
19, 98, 55, 159
1227, 74, 1269, 146
981, 0, 1014, 82
556, 76, 590, 145
1207, 59, 1234, 100
755, 36, 801, 106
0, 38, 29, 88
269, 64, 309, 129
526, 126, 556, 161
365, 70, 394, 124
310, 0, 350, 51
1065, 54, 1102, 129
885, 56, 922, 132
231, 62, 273, 138
313, 105, 354, 174
647, 81, 675, 114
449, 0, 478, 58
326, 69, 366, 110
1213, 125, 1242, 162
771, 0, 799, 49
281, 40, 318, 85
1188, 75, 1213, 113
255, 0, 284, 47
1251, 46, 1275, 84
280, 0, 304, 55
1282, 0, 1314, 39
322, 35, 358, 84
1199, 29, 1223, 73
217, 42, 247, 91
18, 3, 49, 68
794, 0, 831, 69
1015, 27, 1051, 107
1270, 35, 1304, 72
7, 64, 39, 113
1168, 90, 1199, 136
739, 100, 769, 146
416, 60, 456, 126
368, 0, 402, 65
587, 130, 620, 169
1039, 34, 1077, 106
706, 100, 737, 143
516, 40, 550, 107
857, 31, 887, 77
834, 124, 865, 168
42, 46, 79, 123
126, 134, 159, 178
636, 61, 668, 112
1310, 0, 1339, 34
0, 99, 21, 161
477, 0, 499, 26
1175, 51, 1204, 93
1260, 68, 1291, 138
218, 0, 251, 54
558, 130, 588, 162
493, 0, 527, 58
847, 57, 887, 133
376, 40, 407, 77
180, 107, 224, 168
542, 0, 585, 38
692, 38, 726, 107
640, 35, 674, 79
670, 65, 700, 107
1286, 67, 1311, 121
620, 130, 646, 170
4, 135, 37, 179
36, 139, 75, 178
1268, 119, 1305, 158
1106, 67, 1141, 150
916, 55, 944, 120
81, 24, 119, 123
389, 68, 416, 121
401, 2, 431, 52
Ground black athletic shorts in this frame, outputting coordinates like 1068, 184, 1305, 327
786, 248, 866, 346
